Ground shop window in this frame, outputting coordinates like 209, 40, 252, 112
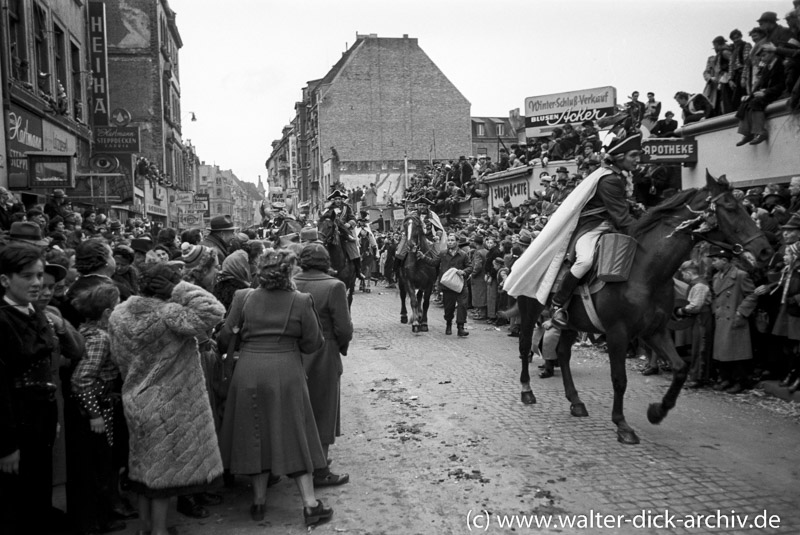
34, 4, 50, 95
70, 42, 83, 121
8, 0, 28, 82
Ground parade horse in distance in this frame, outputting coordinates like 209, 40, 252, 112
398, 215, 438, 333
515, 171, 772, 445
318, 217, 357, 307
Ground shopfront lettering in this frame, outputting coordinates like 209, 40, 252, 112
7, 112, 43, 149
492, 180, 528, 201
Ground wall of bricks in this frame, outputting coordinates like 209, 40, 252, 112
319, 36, 471, 164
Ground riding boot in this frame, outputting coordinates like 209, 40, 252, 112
550, 272, 580, 329
457, 323, 469, 337
445, 322, 452, 335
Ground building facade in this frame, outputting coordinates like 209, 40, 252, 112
471, 116, 518, 162
198, 164, 259, 229
1, 0, 93, 208
266, 34, 471, 215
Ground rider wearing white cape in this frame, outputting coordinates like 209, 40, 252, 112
504, 133, 641, 327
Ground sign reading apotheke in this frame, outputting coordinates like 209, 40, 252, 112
525, 86, 616, 137
640, 139, 698, 164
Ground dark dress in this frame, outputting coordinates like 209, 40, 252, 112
219, 288, 326, 476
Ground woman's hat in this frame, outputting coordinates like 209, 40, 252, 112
113, 244, 135, 263
781, 212, 800, 230
44, 263, 67, 282
518, 230, 533, 246
181, 242, 204, 267
9, 221, 49, 246
208, 215, 237, 231
300, 227, 321, 243
130, 238, 153, 254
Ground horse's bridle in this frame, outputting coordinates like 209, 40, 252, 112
668, 191, 761, 256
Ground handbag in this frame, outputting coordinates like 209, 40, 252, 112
440, 267, 464, 293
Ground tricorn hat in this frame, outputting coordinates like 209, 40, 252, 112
326, 189, 347, 201
9, 221, 48, 246
411, 196, 435, 206
208, 214, 238, 231
606, 132, 643, 157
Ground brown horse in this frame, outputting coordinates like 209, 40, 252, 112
398, 215, 438, 333
515, 171, 772, 444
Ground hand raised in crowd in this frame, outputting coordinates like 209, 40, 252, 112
0, 449, 20, 474
753, 284, 772, 296
89, 417, 106, 434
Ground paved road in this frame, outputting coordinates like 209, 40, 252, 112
87, 285, 800, 534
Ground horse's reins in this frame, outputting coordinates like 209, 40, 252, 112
666, 191, 760, 255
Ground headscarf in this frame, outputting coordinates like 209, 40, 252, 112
216, 249, 251, 286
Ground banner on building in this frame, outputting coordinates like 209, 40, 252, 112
6, 105, 44, 188
195, 193, 210, 218
525, 86, 616, 138
88, 2, 111, 126
94, 126, 140, 153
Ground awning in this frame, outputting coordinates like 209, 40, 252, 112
483, 166, 533, 183
471, 118, 486, 123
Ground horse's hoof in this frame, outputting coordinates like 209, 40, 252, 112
617, 428, 640, 445
400, 316, 408, 324
521, 391, 536, 405
411, 325, 419, 333
420, 324, 428, 332
570, 403, 589, 417
365, 288, 371, 293
647, 403, 666, 424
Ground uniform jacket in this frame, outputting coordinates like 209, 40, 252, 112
711, 265, 757, 362
108, 281, 225, 490
323, 203, 359, 260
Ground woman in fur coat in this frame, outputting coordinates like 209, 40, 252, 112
108, 263, 225, 535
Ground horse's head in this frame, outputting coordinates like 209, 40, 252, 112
696, 170, 773, 268
403, 215, 425, 251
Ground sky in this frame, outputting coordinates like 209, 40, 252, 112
170, 0, 791, 186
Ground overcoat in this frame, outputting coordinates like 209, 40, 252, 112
294, 270, 353, 444
108, 281, 225, 491
711, 265, 758, 362
471, 247, 488, 307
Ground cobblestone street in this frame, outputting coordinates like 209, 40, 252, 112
104, 286, 800, 534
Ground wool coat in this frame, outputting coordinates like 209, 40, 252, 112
294, 270, 353, 444
108, 281, 225, 491
711, 265, 758, 362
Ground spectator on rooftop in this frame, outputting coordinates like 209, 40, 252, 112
625, 91, 647, 128
729, 29, 753, 108
650, 111, 679, 137
641, 92, 662, 131
762, 10, 800, 110
735, 45, 785, 146
711, 36, 734, 115
674, 91, 714, 124
758, 11, 794, 49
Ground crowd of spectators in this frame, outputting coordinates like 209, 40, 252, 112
679, 4, 800, 135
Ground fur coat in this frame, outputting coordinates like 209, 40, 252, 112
108, 281, 225, 490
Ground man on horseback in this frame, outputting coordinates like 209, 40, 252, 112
395, 196, 444, 261
504, 132, 642, 330
549, 134, 641, 327
321, 189, 363, 283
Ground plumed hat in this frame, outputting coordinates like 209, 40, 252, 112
326, 189, 347, 201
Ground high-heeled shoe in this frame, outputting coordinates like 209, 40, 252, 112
304, 500, 333, 527
250, 503, 266, 522
789, 377, 800, 394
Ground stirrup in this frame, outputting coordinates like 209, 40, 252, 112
550, 307, 569, 329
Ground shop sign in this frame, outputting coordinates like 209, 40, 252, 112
6, 105, 43, 187
146, 203, 167, 216
179, 213, 203, 228
94, 126, 140, 153
195, 193, 210, 218
640, 139, 698, 164
525, 86, 616, 137
28, 153, 73, 189
175, 192, 194, 204
88, 2, 110, 125
490, 177, 530, 208
392, 208, 406, 221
